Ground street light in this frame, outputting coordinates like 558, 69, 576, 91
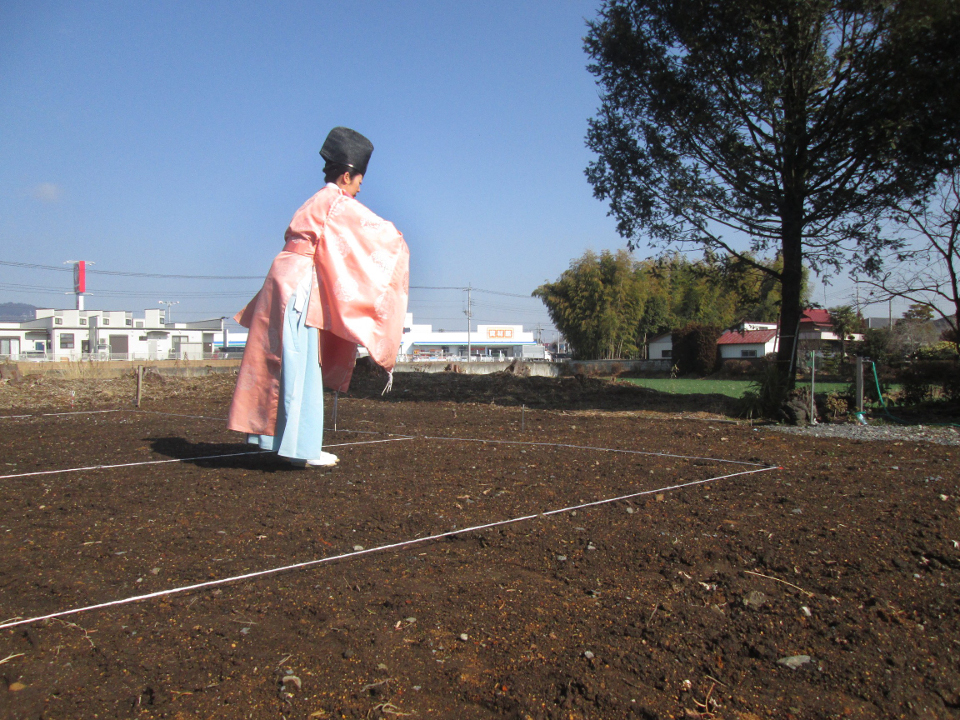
159, 300, 180, 324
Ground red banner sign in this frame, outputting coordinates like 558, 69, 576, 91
74, 261, 86, 293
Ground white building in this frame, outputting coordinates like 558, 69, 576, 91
648, 323, 780, 361
648, 333, 673, 360
717, 326, 780, 359
397, 314, 546, 361
0, 308, 228, 361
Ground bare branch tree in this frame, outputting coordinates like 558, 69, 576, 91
856, 170, 960, 356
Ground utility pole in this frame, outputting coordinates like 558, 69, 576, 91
159, 300, 180, 324
465, 285, 473, 361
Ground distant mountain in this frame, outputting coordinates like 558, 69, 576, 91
0, 302, 38, 322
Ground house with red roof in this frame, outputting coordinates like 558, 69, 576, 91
716, 322, 779, 359
798, 308, 863, 345
642, 310, 863, 362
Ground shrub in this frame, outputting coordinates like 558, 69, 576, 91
824, 392, 850, 419
915, 341, 960, 361
673, 323, 722, 376
896, 360, 957, 404
945, 367, 960, 403
740, 360, 790, 419
856, 328, 894, 367
718, 359, 755, 377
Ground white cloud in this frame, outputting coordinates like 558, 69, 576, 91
30, 182, 63, 203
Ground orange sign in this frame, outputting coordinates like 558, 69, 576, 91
486, 328, 514, 340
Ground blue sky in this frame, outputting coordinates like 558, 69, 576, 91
0, 0, 892, 332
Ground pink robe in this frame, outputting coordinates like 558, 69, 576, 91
227, 184, 409, 436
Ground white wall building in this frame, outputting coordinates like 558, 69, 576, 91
397, 314, 547, 361
648, 323, 780, 361
648, 333, 673, 360
0, 308, 227, 361
717, 328, 780, 359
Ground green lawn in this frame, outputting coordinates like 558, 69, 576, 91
618, 377, 853, 398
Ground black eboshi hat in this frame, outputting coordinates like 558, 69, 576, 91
320, 126, 374, 175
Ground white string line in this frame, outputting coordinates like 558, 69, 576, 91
0, 438, 415, 481
0, 451, 267, 481
324, 437, 415, 448
0, 427, 769, 481
135, 410, 409, 437
422, 435, 773, 468
327, 428, 409, 436
0, 409, 124, 420
1, 408, 765, 467
133, 410, 226, 421
0, 465, 779, 631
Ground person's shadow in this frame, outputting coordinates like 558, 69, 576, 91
147, 436, 300, 472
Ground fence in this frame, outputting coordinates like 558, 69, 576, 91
1, 351, 225, 363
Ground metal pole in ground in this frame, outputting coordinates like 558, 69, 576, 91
136, 366, 143, 408
521, 404, 525, 432
809, 352, 816, 424
332, 391, 339, 431
855, 356, 864, 415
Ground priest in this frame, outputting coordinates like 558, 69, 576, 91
227, 127, 409, 467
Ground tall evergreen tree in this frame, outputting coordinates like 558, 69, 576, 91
585, 0, 960, 387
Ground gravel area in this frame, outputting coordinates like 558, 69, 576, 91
766, 420, 960, 445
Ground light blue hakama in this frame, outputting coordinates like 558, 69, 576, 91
247, 276, 324, 461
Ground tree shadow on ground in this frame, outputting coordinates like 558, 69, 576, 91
146, 436, 301, 472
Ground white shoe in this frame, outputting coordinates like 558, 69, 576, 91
285, 452, 338, 468
305, 452, 339, 467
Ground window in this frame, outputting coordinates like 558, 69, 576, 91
79, 318, 87, 325
126, 318, 132, 326
55, 317, 63, 325
139, 335, 148, 341
59, 333, 75, 349
102, 318, 110, 325
661, 349, 672, 358
135, 321, 144, 328
741, 349, 758, 358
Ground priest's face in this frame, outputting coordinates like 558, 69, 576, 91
338, 172, 363, 197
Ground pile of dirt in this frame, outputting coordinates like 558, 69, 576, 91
349, 363, 740, 416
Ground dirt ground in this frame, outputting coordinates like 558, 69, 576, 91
0, 369, 958, 719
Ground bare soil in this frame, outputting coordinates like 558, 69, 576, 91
1, 370, 958, 719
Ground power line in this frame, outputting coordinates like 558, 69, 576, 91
0, 261, 71, 273
411, 285, 534, 298
409, 285, 466, 291
0, 259, 260, 280
2, 263, 540, 296
0, 283, 255, 299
